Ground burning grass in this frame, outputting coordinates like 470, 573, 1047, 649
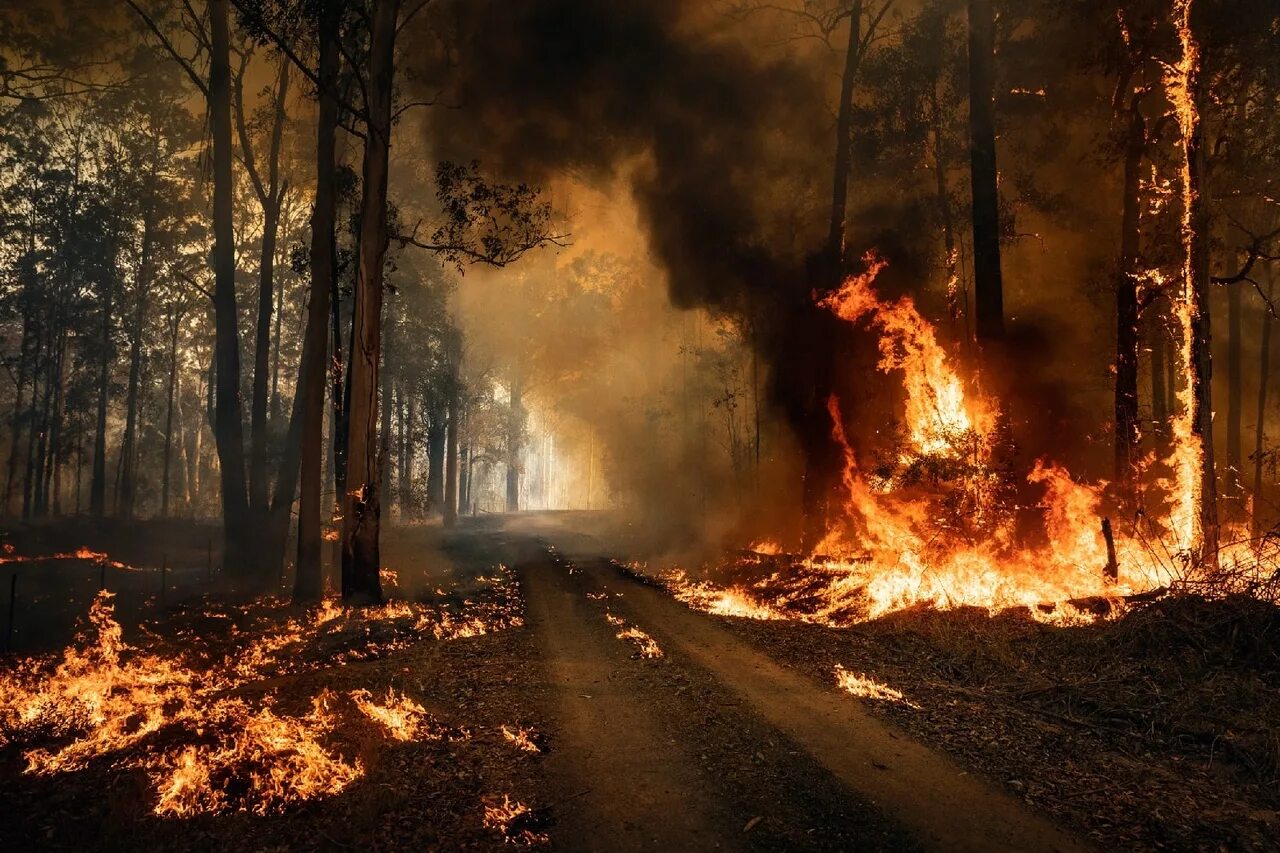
0, 563, 525, 817
605, 611, 664, 659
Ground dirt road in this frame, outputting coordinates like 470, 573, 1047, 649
476, 518, 1087, 852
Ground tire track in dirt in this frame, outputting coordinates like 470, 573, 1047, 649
551, 551, 1089, 853
519, 542, 916, 851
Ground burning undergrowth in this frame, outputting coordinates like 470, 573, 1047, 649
652, 257, 1280, 628
0, 565, 524, 817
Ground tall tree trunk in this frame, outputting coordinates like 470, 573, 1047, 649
296, 0, 340, 603
209, 0, 251, 576
443, 334, 461, 527
1174, 2, 1218, 562
1151, 310, 1168, 439
1226, 280, 1243, 500
1114, 100, 1144, 488
967, 0, 1004, 341
379, 353, 393, 509
243, 58, 291, 515
340, 0, 399, 604
119, 212, 154, 519
930, 80, 961, 329
825, 0, 862, 263
90, 275, 112, 516
801, 4, 864, 548
161, 305, 181, 518
5, 303, 31, 515
1252, 277, 1274, 538
426, 410, 445, 511
506, 370, 522, 513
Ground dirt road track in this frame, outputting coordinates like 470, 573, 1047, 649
515, 528, 1088, 853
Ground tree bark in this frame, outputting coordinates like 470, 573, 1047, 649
119, 210, 154, 519
826, 0, 863, 263
967, 0, 1004, 341
506, 369, 522, 513
295, 0, 340, 603
340, 0, 399, 604
90, 272, 112, 516
209, 0, 252, 576
443, 331, 461, 527
161, 304, 181, 518
1177, 17, 1218, 562
1253, 276, 1274, 538
426, 408, 445, 511
1114, 100, 1144, 488
238, 55, 291, 515
1226, 279, 1243, 500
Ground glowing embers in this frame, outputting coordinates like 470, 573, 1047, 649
834, 665, 919, 709
604, 611, 663, 658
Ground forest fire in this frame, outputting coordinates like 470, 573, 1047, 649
3, 0, 1280, 848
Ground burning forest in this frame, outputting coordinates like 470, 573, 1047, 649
2, 0, 1280, 850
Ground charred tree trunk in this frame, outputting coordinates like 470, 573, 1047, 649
296, 0, 339, 602
209, 0, 252, 577
967, 0, 1004, 342
340, 0, 399, 604
1114, 100, 1144, 488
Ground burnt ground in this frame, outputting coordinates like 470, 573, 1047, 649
1, 512, 1274, 850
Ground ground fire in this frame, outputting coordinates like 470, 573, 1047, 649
2, 1, 1279, 851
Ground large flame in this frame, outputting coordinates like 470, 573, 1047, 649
665, 248, 1265, 626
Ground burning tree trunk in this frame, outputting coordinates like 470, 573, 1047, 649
1168, 0, 1218, 563
1114, 97, 1145, 488
295, 0, 340, 603
967, 0, 1004, 342
1253, 275, 1274, 538
340, 0, 399, 604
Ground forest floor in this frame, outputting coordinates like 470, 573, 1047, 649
0, 513, 1276, 850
